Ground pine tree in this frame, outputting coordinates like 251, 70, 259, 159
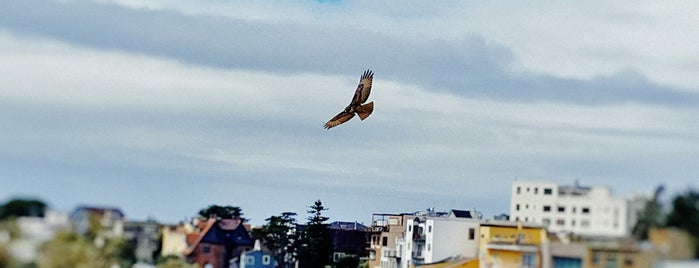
298, 200, 332, 268
253, 212, 298, 268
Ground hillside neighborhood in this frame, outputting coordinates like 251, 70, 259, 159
1, 180, 698, 268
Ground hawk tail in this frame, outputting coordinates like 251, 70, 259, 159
356, 101, 374, 120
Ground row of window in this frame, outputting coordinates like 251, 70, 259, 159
515, 204, 590, 214
516, 186, 553, 195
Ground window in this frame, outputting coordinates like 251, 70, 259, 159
382, 236, 388, 246
428, 225, 432, 233
408, 225, 412, 232
262, 255, 271, 265
558, 206, 566, 213
582, 207, 590, 214
244, 256, 255, 265
543, 205, 551, 212
333, 252, 346, 262
556, 219, 565, 226
516, 204, 520, 211
542, 218, 550, 226
534, 187, 538, 194
572, 207, 577, 213
522, 253, 537, 268
202, 245, 210, 254
469, 228, 475, 240
517, 187, 521, 194
606, 253, 618, 268
544, 188, 553, 195
581, 220, 590, 227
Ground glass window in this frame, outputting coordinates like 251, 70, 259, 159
262, 255, 271, 265
544, 188, 553, 195
558, 206, 566, 213
245, 256, 255, 265
543, 205, 551, 212
469, 228, 475, 240
382, 236, 388, 246
517, 187, 521, 194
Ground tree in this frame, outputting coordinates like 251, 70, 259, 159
252, 212, 298, 268
632, 185, 666, 240
198, 205, 244, 221
156, 255, 199, 268
0, 198, 47, 220
665, 189, 699, 257
297, 200, 332, 268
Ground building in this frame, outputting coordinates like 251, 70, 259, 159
240, 240, 276, 268
328, 221, 371, 262
478, 221, 549, 268
69, 206, 125, 243
402, 210, 481, 268
8, 210, 69, 263
161, 223, 191, 257
368, 213, 414, 268
124, 220, 161, 263
509, 180, 629, 237
185, 218, 254, 268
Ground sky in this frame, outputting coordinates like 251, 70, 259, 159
1, 0, 698, 225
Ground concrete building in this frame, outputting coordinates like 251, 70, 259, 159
509, 180, 629, 237
478, 221, 549, 268
368, 213, 413, 268
402, 210, 480, 268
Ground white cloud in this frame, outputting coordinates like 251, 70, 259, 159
2, 1, 699, 222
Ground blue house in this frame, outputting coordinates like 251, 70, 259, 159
240, 240, 276, 268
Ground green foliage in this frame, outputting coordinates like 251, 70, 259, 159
335, 255, 359, 268
0, 243, 17, 268
665, 189, 699, 257
252, 212, 298, 268
0, 198, 47, 220
632, 185, 666, 240
197, 205, 244, 221
156, 255, 199, 268
297, 200, 332, 268
37, 230, 136, 268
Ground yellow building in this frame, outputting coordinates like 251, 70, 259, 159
478, 221, 549, 268
413, 257, 478, 268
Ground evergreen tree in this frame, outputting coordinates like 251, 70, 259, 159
0, 198, 47, 219
298, 200, 332, 268
632, 185, 666, 240
197, 205, 244, 221
252, 212, 298, 268
665, 189, 699, 257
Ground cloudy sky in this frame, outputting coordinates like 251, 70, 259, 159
1, 0, 698, 225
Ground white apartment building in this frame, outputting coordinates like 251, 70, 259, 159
509, 180, 628, 237
401, 213, 480, 268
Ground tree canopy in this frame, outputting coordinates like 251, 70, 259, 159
0, 198, 47, 219
197, 205, 244, 221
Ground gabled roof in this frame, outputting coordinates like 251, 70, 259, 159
184, 218, 253, 256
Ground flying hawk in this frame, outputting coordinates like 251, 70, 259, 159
324, 69, 375, 129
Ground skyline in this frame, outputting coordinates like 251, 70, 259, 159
1, 0, 698, 225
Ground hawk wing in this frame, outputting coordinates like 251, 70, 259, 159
324, 111, 355, 129
350, 69, 373, 105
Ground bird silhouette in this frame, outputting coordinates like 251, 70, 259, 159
324, 69, 374, 129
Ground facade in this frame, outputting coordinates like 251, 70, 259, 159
185, 218, 254, 268
402, 211, 480, 268
123, 220, 161, 263
368, 213, 413, 268
161, 224, 190, 257
240, 241, 276, 268
70, 206, 125, 238
328, 221, 371, 262
509, 180, 629, 237
478, 221, 549, 268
